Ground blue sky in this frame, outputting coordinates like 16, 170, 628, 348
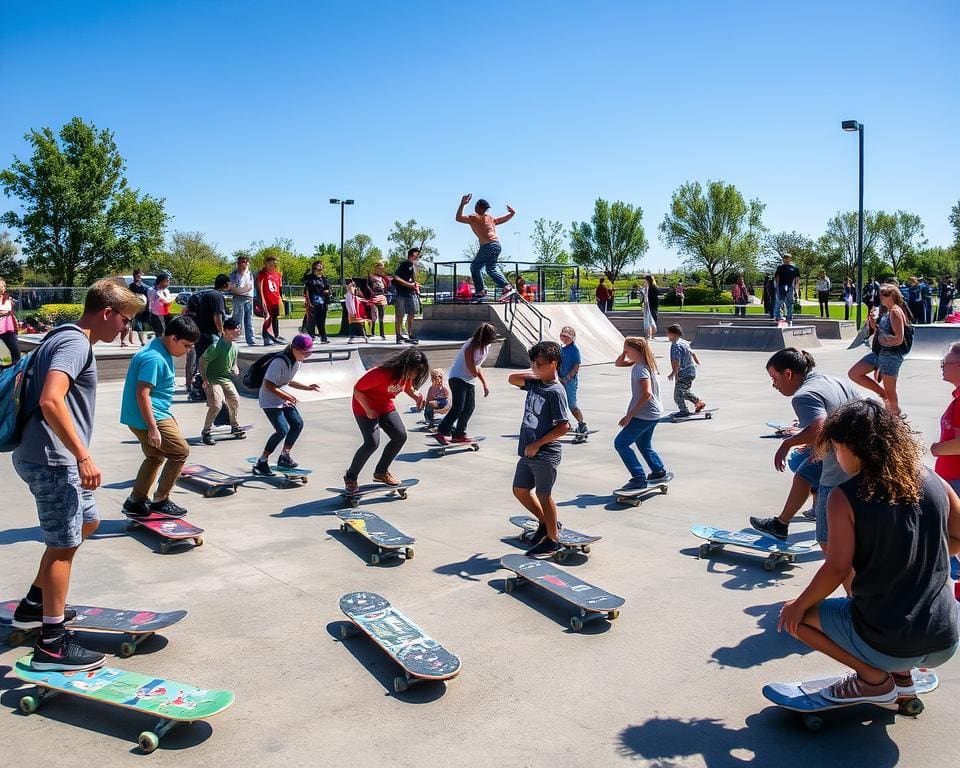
2, 0, 957, 272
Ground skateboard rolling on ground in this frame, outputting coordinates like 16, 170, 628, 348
327, 478, 419, 508
178, 464, 245, 497
669, 408, 718, 423
426, 435, 486, 456
186, 424, 253, 445
246, 457, 312, 487
338, 592, 461, 694
14, 655, 234, 753
763, 668, 938, 731
1, 602, 187, 656
415, 419, 439, 433
125, 513, 204, 554
562, 428, 599, 445
508, 516, 601, 562
614, 472, 674, 507
499, 554, 625, 631
692, 525, 817, 571
336, 509, 415, 564
766, 421, 800, 437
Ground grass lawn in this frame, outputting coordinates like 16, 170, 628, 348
614, 300, 863, 324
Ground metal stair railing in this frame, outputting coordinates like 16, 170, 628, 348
502, 292, 552, 365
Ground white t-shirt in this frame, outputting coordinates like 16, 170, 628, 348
449, 341, 490, 384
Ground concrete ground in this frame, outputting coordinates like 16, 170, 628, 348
0, 336, 956, 767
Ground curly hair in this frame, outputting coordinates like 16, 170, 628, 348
814, 399, 924, 504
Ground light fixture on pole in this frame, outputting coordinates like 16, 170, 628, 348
841, 120, 864, 328
329, 198, 355, 289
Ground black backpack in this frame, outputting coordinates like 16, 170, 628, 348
242, 350, 293, 390
186, 291, 203, 314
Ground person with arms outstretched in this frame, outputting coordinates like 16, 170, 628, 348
456, 193, 516, 302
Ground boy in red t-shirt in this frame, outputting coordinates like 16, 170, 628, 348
931, 341, 960, 597
257, 256, 284, 345
344, 349, 429, 492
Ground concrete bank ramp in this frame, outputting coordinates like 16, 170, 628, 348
691, 324, 820, 352
907, 325, 960, 360
237, 348, 365, 401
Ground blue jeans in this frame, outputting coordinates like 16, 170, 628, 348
264, 406, 304, 455
773, 286, 795, 323
471, 241, 508, 294
232, 297, 256, 345
614, 417, 665, 481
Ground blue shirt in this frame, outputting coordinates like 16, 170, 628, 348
559, 342, 582, 379
120, 337, 176, 429
670, 338, 696, 378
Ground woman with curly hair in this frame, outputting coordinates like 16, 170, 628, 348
778, 399, 960, 706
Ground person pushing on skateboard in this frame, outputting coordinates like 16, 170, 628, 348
456, 194, 516, 302
559, 325, 589, 436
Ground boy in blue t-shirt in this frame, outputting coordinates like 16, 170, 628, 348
666, 324, 705, 417
559, 325, 588, 435
120, 315, 200, 518
507, 341, 571, 558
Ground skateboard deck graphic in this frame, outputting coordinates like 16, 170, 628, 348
692, 524, 817, 571
178, 464, 245, 497
336, 509, 415, 564
669, 408, 718, 423
14, 655, 234, 753
339, 592, 461, 693
327, 478, 419, 508
426, 435, 486, 456
500, 554, 624, 631
126, 514, 204, 554
614, 472, 674, 507
1, 602, 187, 656
508, 516, 600, 562
246, 457, 311, 487
763, 668, 938, 731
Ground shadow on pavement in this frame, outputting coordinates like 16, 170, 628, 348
433, 554, 502, 581
485, 578, 613, 635
710, 602, 812, 669
684, 547, 799, 591
325, 528, 408, 568
557, 494, 613, 509
0, 526, 40, 546
273, 499, 339, 518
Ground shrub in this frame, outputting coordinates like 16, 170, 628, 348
35, 303, 85, 326
661, 287, 732, 306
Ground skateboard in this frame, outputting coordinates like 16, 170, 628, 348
14, 655, 234, 753
562, 428, 599, 445
508, 516, 601, 562
339, 592, 461, 694
669, 408, 718, 423
178, 464, 245, 497
426, 435, 486, 456
125, 514, 204, 554
614, 472, 674, 507
763, 668, 938, 731
767, 420, 800, 437
847, 321, 872, 349
326, 478, 419, 508
186, 424, 253, 445
336, 509, 415, 564
415, 420, 439, 433
500, 554, 625, 631
246, 457, 312, 487
692, 524, 817, 571
1, 602, 187, 657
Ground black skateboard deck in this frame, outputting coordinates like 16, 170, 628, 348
692, 525, 817, 571
669, 408, 718, 423
125, 514, 204, 554
339, 592, 461, 693
508, 516, 601, 562
500, 554, 624, 631
614, 472, 674, 507
327, 478, 419, 508
426, 435, 486, 456
1, 602, 187, 656
336, 509, 415, 564
246, 457, 311, 487
178, 464, 245, 497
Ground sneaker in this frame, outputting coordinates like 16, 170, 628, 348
576, 422, 589, 435
648, 469, 669, 481
321, 338, 330, 344
620, 477, 648, 492
379, 335, 387, 341
275, 335, 287, 343
525, 536, 561, 558
278, 453, 298, 469
750, 516, 789, 541
821, 672, 896, 704
406, 336, 420, 345
892, 671, 917, 697
801, 508, 816, 521
499, 285, 516, 301
149, 499, 188, 518
343, 474, 359, 494
11, 599, 77, 628
695, 401, 707, 413
253, 459, 275, 477
452, 435, 474, 444
122, 498, 153, 518
522, 521, 547, 545
201, 432, 216, 446
373, 472, 401, 487
30, 633, 105, 672
431, 433, 450, 445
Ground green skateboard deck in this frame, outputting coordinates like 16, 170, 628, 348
246, 457, 312, 486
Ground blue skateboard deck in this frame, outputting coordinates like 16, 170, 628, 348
692, 524, 817, 571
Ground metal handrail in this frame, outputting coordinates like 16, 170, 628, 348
503, 292, 553, 364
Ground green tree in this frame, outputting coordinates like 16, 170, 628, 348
659, 181, 765, 291
816, 211, 880, 277
153, 231, 227, 285
570, 199, 648, 281
0, 231, 23, 283
530, 218, 569, 264
950, 200, 960, 253
342, 234, 383, 281
0, 117, 166, 286
763, 231, 818, 295
387, 219, 438, 267
875, 211, 926, 277
904, 246, 957, 280
311, 242, 339, 273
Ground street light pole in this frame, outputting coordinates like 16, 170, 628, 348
842, 120, 864, 327
329, 198, 355, 289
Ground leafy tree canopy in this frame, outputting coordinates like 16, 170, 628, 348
570, 199, 648, 281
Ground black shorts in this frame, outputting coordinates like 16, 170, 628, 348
512, 457, 558, 496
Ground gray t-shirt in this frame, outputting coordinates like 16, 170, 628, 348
518, 378, 570, 465
628, 363, 663, 421
14, 326, 96, 467
258, 353, 301, 409
670, 339, 696, 378
792, 371, 859, 486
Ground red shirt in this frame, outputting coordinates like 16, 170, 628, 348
352, 367, 406, 417
258, 269, 282, 307
935, 388, 960, 481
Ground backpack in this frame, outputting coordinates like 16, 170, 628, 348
186, 291, 203, 314
0, 326, 94, 452
242, 349, 293, 390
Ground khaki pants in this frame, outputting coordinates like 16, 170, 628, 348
202, 380, 241, 434
129, 418, 190, 502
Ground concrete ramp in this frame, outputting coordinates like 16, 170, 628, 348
691, 324, 821, 352
237, 348, 365, 400
527, 303, 625, 365
907, 325, 960, 360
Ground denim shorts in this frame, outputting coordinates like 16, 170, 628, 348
819, 597, 959, 672
814, 484, 834, 544
395, 294, 417, 316
513, 457, 558, 496
794, 454, 822, 489
859, 350, 904, 377
13, 456, 99, 549
563, 379, 579, 409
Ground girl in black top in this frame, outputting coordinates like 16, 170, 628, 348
302, 261, 331, 343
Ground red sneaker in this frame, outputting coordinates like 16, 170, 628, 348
452, 435, 474, 444
343, 474, 359, 494
431, 433, 450, 445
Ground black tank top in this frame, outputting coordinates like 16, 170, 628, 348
840, 467, 959, 657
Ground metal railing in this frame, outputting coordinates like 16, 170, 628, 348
503, 293, 552, 365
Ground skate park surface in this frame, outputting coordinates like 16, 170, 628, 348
0, 332, 956, 768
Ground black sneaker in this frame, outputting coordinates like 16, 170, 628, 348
648, 469, 668, 481
275, 335, 287, 343
750, 515, 789, 541
278, 454, 298, 469
149, 499, 188, 518
253, 459, 275, 477
11, 599, 77, 628
201, 432, 216, 446
525, 536, 561, 558
522, 521, 547, 544
123, 498, 153, 518
405, 336, 420, 345
31, 633, 105, 672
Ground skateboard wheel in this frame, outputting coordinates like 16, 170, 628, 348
705, 413, 712, 419
608, 609, 620, 620
301, 477, 309, 484
569, 616, 583, 631
802, 714, 823, 732
899, 697, 924, 717
660, 485, 669, 494
470, 443, 480, 452
349, 499, 359, 508
194, 536, 204, 547
553, 550, 568, 563
19, 695, 39, 715
405, 548, 415, 560
398, 489, 408, 500
504, 578, 515, 594
370, 553, 381, 566
698, 543, 712, 559
762, 559, 776, 572
160, 541, 170, 555
8, 629, 27, 645
125, 521, 137, 532
393, 676, 409, 694
582, 545, 591, 554
138, 731, 160, 753
340, 524, 347, 532
120, 642, 136, 658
